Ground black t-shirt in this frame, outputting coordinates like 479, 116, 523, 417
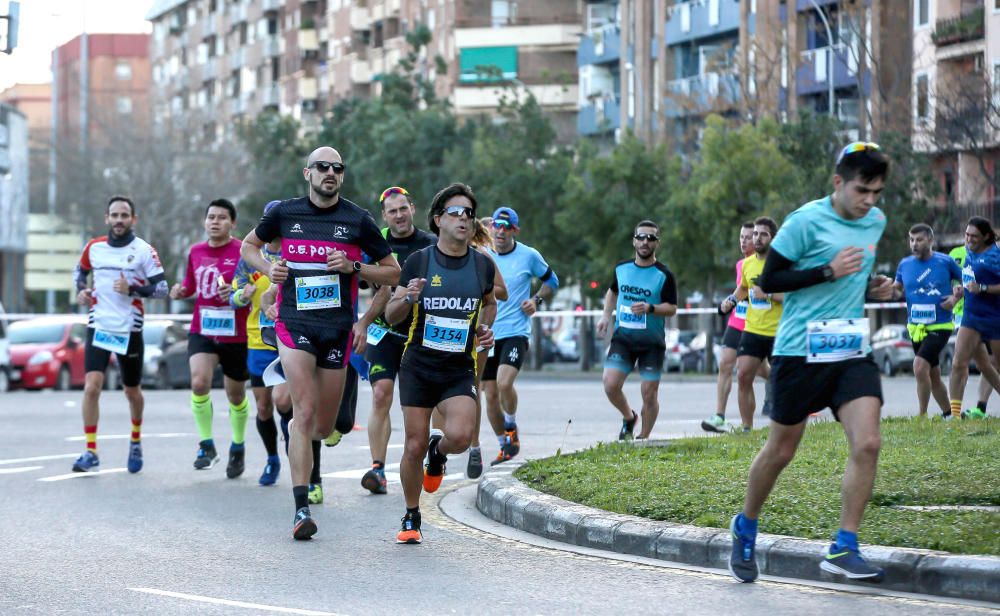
376, 227, 437, 335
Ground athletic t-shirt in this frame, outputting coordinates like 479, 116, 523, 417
949, 245, 967, 323
741, 253, 783, 337
963, 243, 1000, 323
609, 259, 678, 348
375, 227, 436, 336
77, 233, 165, 332
727, 258, 749, 331
894, 252, 962, 326
488, 241, 557, 340
231, 246, 282, 351
181, 238, 248, 343
770, 196, 887, 357
254, 196, 392, 333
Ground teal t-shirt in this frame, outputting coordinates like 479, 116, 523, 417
770, 196, 887, 357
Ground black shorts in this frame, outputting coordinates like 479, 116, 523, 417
912, 329, 950, 368
275, 321, 351, 370
768, 355, 883, 426
397, 367, 477, 408
737, 331, 775, 360
364, 333, 406, 383
605, 339, 665, 381
187, 333, 249, 381
85, 329, 144, 387
722, 325, 743, 350
482, 336, 529, 381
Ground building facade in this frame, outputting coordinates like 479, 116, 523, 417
0, 83, 52, 214
0, 103, 28, 312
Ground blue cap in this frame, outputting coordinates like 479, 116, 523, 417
492, 207, 519, 228
263, 200, 281, 215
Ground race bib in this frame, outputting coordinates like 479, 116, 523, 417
422, 315, 471, 352
92, 329, 130, 355
295, 274, 341, 311
749, 294, 772, 311
366, 323, 389, 346
734, 301, 748, 321
962, 265, 976, 289
806, 318, 870, 364
910, 303, 937, 325
617, 306, 647, 330
201, 308, 236, 337
954, 311, 963, 327
258, 309, 275, 329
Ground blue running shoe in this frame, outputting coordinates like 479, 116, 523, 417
820, 544, 885, 582
259, 455, 280, 486
72, 450, 100, 473
126, 442, 143, 474
728, 514, 759, 583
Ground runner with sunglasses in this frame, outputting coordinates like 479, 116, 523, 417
240, 147, 399, 540
386, 183, 497, 544
597, 220, 678, 440
482, 207, 559, 466
730, 142, 895, 584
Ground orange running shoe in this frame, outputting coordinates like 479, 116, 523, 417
396, 510, 422, 544
422, 430, 446, 493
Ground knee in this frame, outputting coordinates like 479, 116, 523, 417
913, 360, 930, 379
403, 435, 427, 462
765, 440, 798, 468
372, 384, 393, 414
83, 381, 103, 398
853, 434, 881, 461
191, 376, 211, 394
498, 381, 516, 399
603, 378, 620, 397
736, 364, 754, 386
123, 386, 142, 403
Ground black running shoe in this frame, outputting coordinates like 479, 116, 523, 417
618, 411, 638, 440
226, 446, 245, 479
293, 507, 317, 540
193, 441, 219, 470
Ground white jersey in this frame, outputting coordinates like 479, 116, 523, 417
77, 234, 164, 332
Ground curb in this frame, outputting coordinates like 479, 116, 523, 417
477, 466, 1000, 604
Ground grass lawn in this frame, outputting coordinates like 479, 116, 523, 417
515, 417, 1000, 556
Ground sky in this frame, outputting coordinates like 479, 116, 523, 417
0, 0, 155, 91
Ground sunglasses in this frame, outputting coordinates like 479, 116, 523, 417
443, 205, 475, 219
836, 142, 880, 165
309, 161, 346, 174
492, 220, 513, 229
634, 233, 659, 242
380, 186, 409, 203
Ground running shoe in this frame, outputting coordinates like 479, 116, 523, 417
963, 408, 987, 420
361, 466, 388, 495
72, 450, 100, 473
820, 544, 885, 582
259, 455, 281, 486
126, 442, 143, 474
506, 424, 521, 457
618, 411, 638, 440
396, 510, 422, 544
226, 445, 245, 479
701, 415, 726, 433
292, 507, 317, 540
728, 514, 758, 583
193, 441, 219, 470
423, 429, 446, 493
323, 430, 343, 448
308, 483, 324, 504
491, 443, 513, 466
466, 447, 484, 479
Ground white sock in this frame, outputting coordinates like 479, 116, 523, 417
503, 412, 516, 425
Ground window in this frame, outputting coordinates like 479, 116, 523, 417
916, 73, 929, 120
115, 62, 132, 81
491, 1, 513, 27
915, 0, 929, 27
458, 46, 517, 83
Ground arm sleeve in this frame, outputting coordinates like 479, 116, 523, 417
359, 215, 392, 263
758, 248, 827, 293
229, 259, 254, 308
660, 271, 678, 305
531, 249, 559, 289
254, 205, 281, 243
484, 258, 496, 295
130, 273, 168, 298
608, 268, 619, 293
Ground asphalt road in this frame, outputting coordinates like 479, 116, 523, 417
0, 373, 996, 615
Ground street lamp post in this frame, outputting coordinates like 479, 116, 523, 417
808, 0, 835, 118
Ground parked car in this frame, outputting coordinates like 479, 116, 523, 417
871, 325, 914, 376
7, 317, 90, 390
681, 331, 724, 373
156, 326, 223, 389
142, 320, 189, 388
942, 331, 981, 376
0, 316, 9, 393
665, 329, 697, 372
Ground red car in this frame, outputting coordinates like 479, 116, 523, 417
8, 317, 90, 390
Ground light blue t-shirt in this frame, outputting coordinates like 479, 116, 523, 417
771, 196, 887, 357
489, 242, 558, 340
611, 259, 677, 348
894, 252, 962, 326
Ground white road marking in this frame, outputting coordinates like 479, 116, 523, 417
0, 466, 43, 474
0, 453, 78, 466
128, 588, 344, 615
64, 432, 191, 442
38, 468, 128, 482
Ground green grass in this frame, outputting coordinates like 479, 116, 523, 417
515, 417, 1000, 556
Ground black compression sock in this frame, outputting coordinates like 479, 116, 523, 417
373, 460, 384, 469
293, 485, 309, 511
977, 401, 988, 412
256, 416, 278, 457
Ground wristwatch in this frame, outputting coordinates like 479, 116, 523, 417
533, 296, 543, 307
403, 295, 415, 305
352, 260, 362, 273
822, 264, 835, 282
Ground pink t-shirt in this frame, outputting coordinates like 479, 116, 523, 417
727, 257, 749, 331
182, 238, 248, 343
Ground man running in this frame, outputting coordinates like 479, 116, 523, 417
483, 207, 559, 465
169, 199, 251, 478
240, 147, 398, 540
72, 196, 167, 473
385, 182, 497, 544
949, 242, 995, 419
889, 224, 962, 417
359, 186, 435, 495
729, 142, 895, 584
597, 220, 678, 440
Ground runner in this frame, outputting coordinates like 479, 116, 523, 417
72, 196, 167, 473
729, 141, 894, 584
240, 147, 398, 540
596, 220, 678, 440
948, 243, 995, 419
889, 224, 962, 417
947, 216, 1000, 419
384, 182, 497, 544
169, 199, 251, 478
358, 186, 435, 495
482, 207, 559, 465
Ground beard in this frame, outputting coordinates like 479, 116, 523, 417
313, 179, 340, 198
637, 246, 654, 259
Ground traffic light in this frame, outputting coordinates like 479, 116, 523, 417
1, 1, 18, 55
589, 280, 599, 289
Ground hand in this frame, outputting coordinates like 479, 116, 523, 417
720, 298, 735, 314
112, 272, 130, 295
967, 281, 983, 294
265, 303, 279, 322
752, 286, 769, 301
260, 285, 277, 315
238, 283, 255, 303
520, 298, 537, 317
829, 246, 864, 279
169, 283, 188, 300
867, 275, 894, 301
327, 249, 352, 274
630, 302, 650, 315
216, 275, 232, 301
77, 288, 94, 306
940, 295, 957, 311
596, 316, 609, 338
476, 324, 495, 350
352, 320, 368, 355
269, 259, 289, 284
405, 277, 426, 303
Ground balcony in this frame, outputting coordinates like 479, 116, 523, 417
228, 2, 248, 24
299, 77, 319, 100
578, 25, 620, 67
262, 84, 280, 108
454, 23, 581, 49
930, 200, 998, 241
262, 0, 281, 12
664, 71, 740, 118
577, 96, 621, 136
932, 7, 984, 48
298, 28, 319, 52
228, 47, 245, 70
202, 57, 218, 81
795, 44, 863, 97
666, 0, 740, 46
264, 35, 284, 57
351, 6, 370, 31
350, 56, 372, 84
202, 15, 217, 37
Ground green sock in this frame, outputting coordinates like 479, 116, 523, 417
191, 393, 214, 441
229, 397, 249, 446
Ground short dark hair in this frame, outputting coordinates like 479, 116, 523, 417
428, 183, 477, 235
741, 220, 755, 229
635, 220, 658, 234
835, 147, 890, 184
206, 198, 237, 221
909, 223, 934, 237
968, 216, 998, 244
753, 216, 777, 237
107, 195, 135, 216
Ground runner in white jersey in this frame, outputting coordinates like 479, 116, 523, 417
72, 196, 167, 473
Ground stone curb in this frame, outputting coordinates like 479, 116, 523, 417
477, 466, 1000, 604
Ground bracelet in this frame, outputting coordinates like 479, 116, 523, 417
646, 303, 654, 315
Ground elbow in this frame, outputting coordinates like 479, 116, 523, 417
663, 305, 678, 317
758, 274, 776, 294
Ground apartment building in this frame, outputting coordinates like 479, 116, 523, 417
0, 83, 52, 213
